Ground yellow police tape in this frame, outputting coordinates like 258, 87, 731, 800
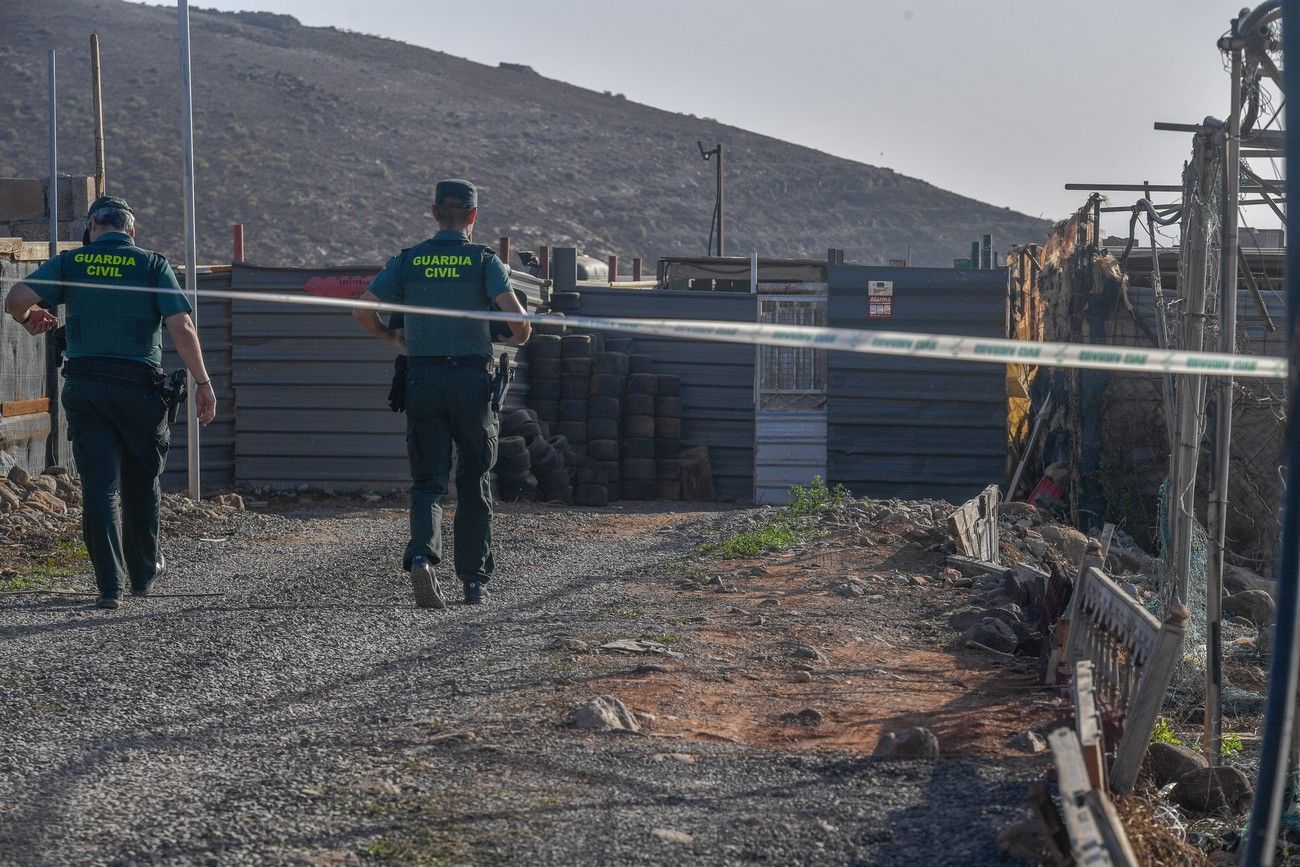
3, 274, 1290, 380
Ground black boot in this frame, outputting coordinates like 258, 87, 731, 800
462, 580, 487, 605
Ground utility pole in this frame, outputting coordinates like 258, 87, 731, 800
177, 0, 201, 499
698, 141, 724, 256
90, 34, 106, 197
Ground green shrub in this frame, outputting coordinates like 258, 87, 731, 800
785, 476, 851, 518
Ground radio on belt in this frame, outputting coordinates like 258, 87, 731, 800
867, 280, 893, 320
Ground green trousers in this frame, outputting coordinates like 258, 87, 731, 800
403, 362, 498, 582
62, 374, 169, 599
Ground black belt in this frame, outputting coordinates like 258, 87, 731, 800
65, 356, 165, 387
65, 356, 190, 423
407, 355, 494, 371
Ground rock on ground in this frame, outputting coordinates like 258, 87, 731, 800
874, 727, 940, 759
1171, 766, 1253, 813
963, 618, 1018, 654
568, 695, 641, 733
1148, 742, 1209, 788
1224, 589, 1276, 629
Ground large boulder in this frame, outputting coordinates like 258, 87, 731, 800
1170, 766, 1252, 813
1223, 590, 1276, 630
873, 726, 939, 759
964, 617, 1018, 654
567, 695, 640, 733
6, 465, 31, 487
1148, 742, 1208, 787
1037, 524, 1089, 565
1225, 564, 1274, 597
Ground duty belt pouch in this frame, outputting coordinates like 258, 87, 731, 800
388, 355, 408, 413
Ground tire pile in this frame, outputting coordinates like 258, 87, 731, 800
494, 408, 578, 503
521, 328, 686, 507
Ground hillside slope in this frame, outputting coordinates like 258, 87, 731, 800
0, 0, 1048, 268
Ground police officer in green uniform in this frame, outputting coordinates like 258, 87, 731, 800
4, 196, 217, 610
354, 179, 529, 608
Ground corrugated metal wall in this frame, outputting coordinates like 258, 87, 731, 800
161, 271, 235, 491
755, 411, 826, 504
827, 265, 1007, 503
575, 286, 756, 500
228, 264, 542, 491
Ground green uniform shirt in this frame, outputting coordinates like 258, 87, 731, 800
368, 229, 510, 358
27, 232, 192, 367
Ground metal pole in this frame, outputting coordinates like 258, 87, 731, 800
177, 0, 200, 500
538, 244, 550, 280
1205, 37, 1243, 766
632, 257, 643, 281
47, 51, 57, 260
231, 223, 244, 262
607, 254, 618, 283
1243, 0, 1300, 860
46, 50, 62, 471
90, 34, 105, 197
497, 236, 509, 268
717, 144, 725, 257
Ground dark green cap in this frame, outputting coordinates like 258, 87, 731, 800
434, 179, 477, 209
87, 195, 133, 218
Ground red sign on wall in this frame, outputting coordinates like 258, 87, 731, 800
302, 274, 377, 298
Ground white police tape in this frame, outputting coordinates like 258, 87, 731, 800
3, 274, 1289, 380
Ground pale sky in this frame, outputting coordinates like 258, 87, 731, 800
145, 0, 1281, 239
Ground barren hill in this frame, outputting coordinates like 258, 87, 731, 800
0, 0, 1048, 268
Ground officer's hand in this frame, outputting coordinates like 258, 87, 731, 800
21, 308, 57, 336
386, 328, 407, 354
196, 382, 217, 426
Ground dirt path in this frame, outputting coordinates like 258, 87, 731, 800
0, 502, 1044, 866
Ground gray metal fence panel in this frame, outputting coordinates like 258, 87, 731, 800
827, 265, 1007, 503
228, 263, 543, 491
161, 270, 235, 491
575, 286, 756, 500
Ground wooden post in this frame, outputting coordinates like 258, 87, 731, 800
1170, 132, 1216, 604
1074, 661, 1107, 791
632, 257, 643, 281
1109, 604, 1190, 793
607, 254, 618, 283
498, 236, 509, 267
1048, 729, 1112, 866
231, 223, 244, 263
90, 34, 106, 197
538, 244, 550, 280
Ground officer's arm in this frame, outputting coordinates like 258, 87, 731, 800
493, 289, 530, 346
165, 312, 217, 425
353, 291, 406, 352
4, 283, 58, 336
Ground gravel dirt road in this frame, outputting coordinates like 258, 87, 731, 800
0, 501, 1041, 866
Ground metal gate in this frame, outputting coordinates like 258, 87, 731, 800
754, 292, 828, 503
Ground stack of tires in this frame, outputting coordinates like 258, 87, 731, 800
572, 458, 609, 506
655, 374, 683, 499
525, 335, 562, 434
495, 408, 575, 503
588, 349, 628, 500
621, 361, 658, 500
555, 334, 593, 457
495, 409, 545, 501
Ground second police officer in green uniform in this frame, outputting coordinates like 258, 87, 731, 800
4, 195, 218, 610
354, 179, 530, 608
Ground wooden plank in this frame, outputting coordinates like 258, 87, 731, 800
1073, 661, 1107, 791
945, 555, 1007, 578
1085, 789, 1140, 867
1, 397, 50, 417
1049, 728, 1113, 866
1099, 523, 1116, 559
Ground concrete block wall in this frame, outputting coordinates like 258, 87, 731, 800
0, 175, 94, 242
